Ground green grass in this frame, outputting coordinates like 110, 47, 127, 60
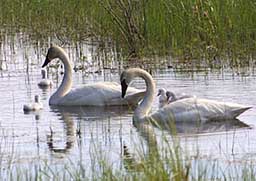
0, 130, 255, 180
0, 0, 255, 63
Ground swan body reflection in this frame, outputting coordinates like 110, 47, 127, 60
47, 112, 76, 156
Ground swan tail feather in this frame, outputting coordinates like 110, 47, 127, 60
231, 106, 252, 118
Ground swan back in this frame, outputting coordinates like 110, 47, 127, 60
150, 97, 251, 127
50, 82, 145, 106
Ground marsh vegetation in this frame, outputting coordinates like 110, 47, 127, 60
0, 0, 256, 180
1, 0, 256, 63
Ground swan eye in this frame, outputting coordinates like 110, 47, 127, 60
121, 79, 128, 98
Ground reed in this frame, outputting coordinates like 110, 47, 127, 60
0, 132, 254, 180
0, 0, 255, 62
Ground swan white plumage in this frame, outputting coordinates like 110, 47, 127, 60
120, 68, 251, 125
38, 69, 53, 87
42, 45, 145, 106
23, 95, 43, 112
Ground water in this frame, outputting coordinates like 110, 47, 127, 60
0, 35, 256, 178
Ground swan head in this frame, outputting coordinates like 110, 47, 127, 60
166, 91, 175, 101
157, 88, 166, 96
120, 69, 136, 98
120, 73, 128, 98
42, 45, 63, 68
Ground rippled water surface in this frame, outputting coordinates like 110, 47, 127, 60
0, 38, 256, 177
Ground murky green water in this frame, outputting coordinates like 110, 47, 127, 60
0, 34, 256, 178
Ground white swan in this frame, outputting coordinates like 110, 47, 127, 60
42, 45, 145, 106
38, 69, 53, 87
23, 95, 43, 112
157, 88, 168, 108
120, 68, 251, 125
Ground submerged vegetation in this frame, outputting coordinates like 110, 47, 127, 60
0, 0, 256, 62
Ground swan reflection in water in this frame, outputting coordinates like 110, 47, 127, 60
146, 118, 250, 134
50, 105, 135, 119
23, 109, 41, 120
123, 118, 251, 170
47, 111, 76, 157
47, 105, 136, 158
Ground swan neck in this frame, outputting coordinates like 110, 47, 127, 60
50, 50, 72, 103
134, 70, 155, 121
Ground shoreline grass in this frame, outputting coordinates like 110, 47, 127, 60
0, 0, 255, 63
0, 130, 255, 180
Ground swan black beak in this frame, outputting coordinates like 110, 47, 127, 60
42, 57, 51, 68
121, 80, 128, 98
157, 92, 161, 96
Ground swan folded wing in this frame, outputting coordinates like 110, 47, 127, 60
149, 98, 201, 128
96, 84, 144, 106
195, 98, 252, 121
57, 82, 144, 106
95, 83, 144, 105
57, 84, 114, 106
114, 91, 145, 106
148, 98, 251, 127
